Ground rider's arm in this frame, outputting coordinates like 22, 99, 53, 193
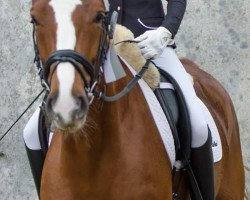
161, 0, 187, 38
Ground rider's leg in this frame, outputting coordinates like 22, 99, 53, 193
153, 47, 215, 200
23, 107, 44, 195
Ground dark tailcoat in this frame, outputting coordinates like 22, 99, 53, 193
109, 0, 187, 37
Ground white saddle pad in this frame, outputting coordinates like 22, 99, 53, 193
117, 56, 222, 164
118, 56, 176, 166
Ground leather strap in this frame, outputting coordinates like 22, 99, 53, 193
100, 59, 151, 102
44, 49, 94, 81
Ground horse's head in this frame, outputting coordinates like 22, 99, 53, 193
31, 0, 108, 132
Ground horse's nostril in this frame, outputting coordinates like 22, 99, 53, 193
76, 95, 87, 109
54, 113, 63, 123
46, 95, 57, 112
74, 95, 88, 119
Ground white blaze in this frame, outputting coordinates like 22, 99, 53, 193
54, 63, 75, 123
49, 0, 82, 123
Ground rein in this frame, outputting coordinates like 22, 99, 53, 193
99, 39, 150, 102
0, 89, 45, 142
100, 58, 151, 102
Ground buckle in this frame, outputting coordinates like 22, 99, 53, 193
41, 79, 50, 92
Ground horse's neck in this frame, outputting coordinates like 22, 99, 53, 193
60, 62, 170, 167
58, 74, 151, 169
59, 103, 103, 177
46, 73, 173, 198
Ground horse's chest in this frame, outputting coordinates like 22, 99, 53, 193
42, 176, 170, 200
41, 161, 172, 200
41, 126, 173, 199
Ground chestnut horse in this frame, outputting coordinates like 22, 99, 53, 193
30, 0, 244, 199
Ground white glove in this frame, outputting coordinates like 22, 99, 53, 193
135, 27, 174, 59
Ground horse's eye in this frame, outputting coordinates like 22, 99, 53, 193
94, 12, 106, 23
30, 17, 39, 26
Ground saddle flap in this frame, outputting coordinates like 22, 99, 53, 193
155, 68, 192, 162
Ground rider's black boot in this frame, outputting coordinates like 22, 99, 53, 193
190, 129, 215, 200
25, 145, 44, 196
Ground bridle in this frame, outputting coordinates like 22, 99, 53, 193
43, 50, 95, 90
0, 1, 152, 142
31, 12, 109, 100
32, 6, 152, 105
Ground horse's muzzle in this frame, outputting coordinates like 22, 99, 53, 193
46, 93, 89, 132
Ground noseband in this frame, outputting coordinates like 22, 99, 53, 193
44, 50, 95, 90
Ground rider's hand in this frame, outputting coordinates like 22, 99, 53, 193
135, 27, 174, 60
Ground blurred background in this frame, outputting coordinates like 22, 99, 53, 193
0, 0, 249, 199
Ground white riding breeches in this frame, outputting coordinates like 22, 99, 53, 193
23, 106, 54, 150
153, 47, 208, 148
23, 106, 42, 150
